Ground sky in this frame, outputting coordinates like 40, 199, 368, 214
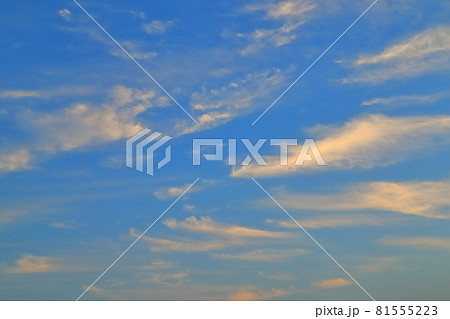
0, 0, 449, 301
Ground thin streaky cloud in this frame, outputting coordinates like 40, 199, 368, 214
234, 114, 450, 177
163, 216, 293, 238
262, 180, 450, 220
76, 178, 199, 301
344, 25, 450, 83
251, 0, 380, 125
361, 92, 448, 107
72, 0, 199, 125
252, 178, 376, 301
379, 236, 450, 250
312, 278, 353, 289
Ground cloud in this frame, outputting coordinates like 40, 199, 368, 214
227, 287, 289, 300
178, 112, 232, 135
145, 272, 188, 285
130, 229, 228, 252
0, 90, 41, 98
58, 9, 71, 21
232, 114, 450, 177
142, 20, 174, 34
356, 257, 403, 273
154, 183, 199, 200
379, 236, 450, 250
0, 86, 94, 100
110, 41, 157, 60
266, 213, 403, 229
241, 0, 316, 55
4, 255, 67, 274
361, 92, 448, 108
262, 180, 450, 220
178, 69, 285, 135
212, 248, 307, 262
0, 149, 32, 172
163, 216, 292, 238
25, 85, 167, 152
312, 278, 353, 289
344, 26, 450, 83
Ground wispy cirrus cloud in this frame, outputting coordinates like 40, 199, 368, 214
130, 229, 228, 252
227, 286, 289, 300
343, 26, 450, 83
212, 248, 307, 262
0, 149, 32, 172
260, 180, 450, 220
142, 20, 174, 34
379, 236, 450, 250
361, 92, 449, 108
241, 0, 316, 55
164, 216, 292, 239
266, 212, 404, 229
0, 90, 41, 99
312, 278, 353, 289
232, 114, 450, 177
25, 85, 167, 152
178, 69, 286, 135
3, 255, 72, 274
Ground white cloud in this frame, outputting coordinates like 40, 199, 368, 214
4, 255, 68, 274
26, 85, 167, 152
178, 69, 285, 135
379, 236, 450, 250
227, 287, 289, 300
266, 212, 403, 229
58, 9, 71, 21
312, 278, 353, 289
356, 257, 403, 273
344, 26, 450, 83
142, 20, 174, 34
262, 180, 450, 220
241, 0, 316, 55
164, 216, 292, 238
0, 90, 41, 98
0, 149, 32, 172
232, 114, 450, 177
212, 248, 307, 262
110, 41, 157, 60
154, 182, 201, 200
361, 92, 448, 107
131, 229, 228, 252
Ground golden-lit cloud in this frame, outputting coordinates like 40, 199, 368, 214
232, 114, 450, 177
228, 287, 289, 300
26, 85, 168, 152
164, 216, 293, 238
241, 0, 316, 55
344, 26, 450, 83
130, 229, 228, 252
212, 248, 307, 262
4, 255, 67, 274
361, 92, 448, 108
0, 149, 32, 172
266, 212, 403, 229
379, 236, 450, 250
261, 180, 450, 220
312, 278, 353, 289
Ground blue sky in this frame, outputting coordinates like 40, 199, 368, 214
0, 0, 449, 300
